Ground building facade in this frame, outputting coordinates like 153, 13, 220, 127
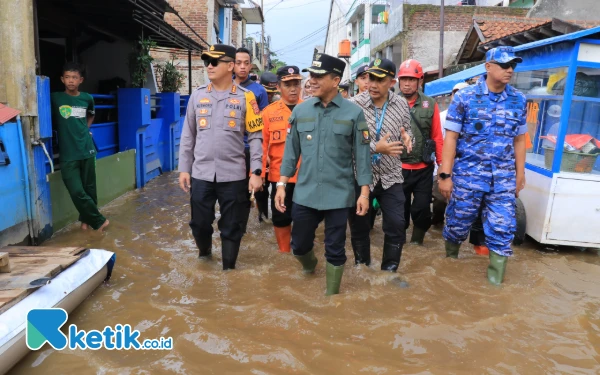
157, 0, 264, 92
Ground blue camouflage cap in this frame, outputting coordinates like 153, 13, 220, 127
486, 46, 523, 64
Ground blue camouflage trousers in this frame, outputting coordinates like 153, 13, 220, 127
443, 185, 516, 257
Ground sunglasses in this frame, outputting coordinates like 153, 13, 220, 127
491, 61, 518, 70
203, 58, 233, 67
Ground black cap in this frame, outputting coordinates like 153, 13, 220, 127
260, 72, 278, 93
338, 83, 349, 92
201, 44, 236, 60
276, 65, 303, 81
367, 58, 396, 78
356, 65, 369, 77
302, 53, 345, 76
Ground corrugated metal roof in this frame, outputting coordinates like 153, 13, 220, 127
426, 25, 600, 97
0, 104, 21, 125
513, 25, 600, 51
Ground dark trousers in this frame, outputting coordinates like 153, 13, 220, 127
189, 178, 247, 243
402, 164, 434, 231
241, 148, 253, 233
349, 182, 406, 244
469, 212, 486, 246
257, 173, 270, 218
270, 182, 295, 227
431, 177, 447, 226
61, 158, 106, 229
291, 203, 348, 266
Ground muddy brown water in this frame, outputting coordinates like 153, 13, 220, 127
9, 173, 600, 375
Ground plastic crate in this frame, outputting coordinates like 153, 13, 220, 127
543, 147, 599, 173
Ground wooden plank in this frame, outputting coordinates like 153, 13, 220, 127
0, 252, 9, 273
0, 246, 89, 314
1, 246, 85, 256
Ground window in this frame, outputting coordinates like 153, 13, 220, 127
514, 67, 600, 174
562, 68, 600, 174
359, 18, 364, 44
510, 67, 568, 171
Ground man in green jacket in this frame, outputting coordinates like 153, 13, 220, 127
274, 53, 372, 295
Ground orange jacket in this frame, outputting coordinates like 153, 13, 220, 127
261, 99, 302, 183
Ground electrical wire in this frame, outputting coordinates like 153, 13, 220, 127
269, 0, 325, 11
271, 13, 346, 54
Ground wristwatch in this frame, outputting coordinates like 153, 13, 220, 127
252, 169, 262, 176
439, 172, 452, 180
276, 182, 286, 188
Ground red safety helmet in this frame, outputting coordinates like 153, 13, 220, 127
398, 59, 423, 79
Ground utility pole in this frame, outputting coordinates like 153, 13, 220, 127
439, 0, 444, 79
261, 0, 265, 71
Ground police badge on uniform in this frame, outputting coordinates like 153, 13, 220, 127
362, 130, 370, 144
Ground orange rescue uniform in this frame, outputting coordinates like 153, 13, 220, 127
261, 99, 302, 183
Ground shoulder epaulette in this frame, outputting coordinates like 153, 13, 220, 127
236, 84, 249, 93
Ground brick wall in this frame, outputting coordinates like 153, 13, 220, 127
165, 0, 210, 44
214, 0, 220, 37
151, 1, 249, 92
406, 4, 530, 32
151, 0, 219, 92
232, 19, 240, 47
403, 4, 530, 67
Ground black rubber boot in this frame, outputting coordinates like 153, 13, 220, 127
410, 226, 426, 245
351, 238, 371, 266
194, 235, 212, 258
221, 239, 241, 270
445, 241, 460, 259
381, 239, 403, 272
294, 250, 318, 274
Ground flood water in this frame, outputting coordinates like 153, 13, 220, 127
10, 173, 600, 374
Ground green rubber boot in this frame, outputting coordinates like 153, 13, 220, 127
410, 226, 426, 245
487, 251, 508, 285
445, 241, 460, 259
325, 262, 345, 296
295, 250, 318, 274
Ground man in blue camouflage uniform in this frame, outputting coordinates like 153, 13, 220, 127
438, 46, 527, 285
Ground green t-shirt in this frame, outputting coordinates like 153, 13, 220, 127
51, 91, 96, 162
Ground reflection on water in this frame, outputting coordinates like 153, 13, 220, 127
10, 173, 600, 374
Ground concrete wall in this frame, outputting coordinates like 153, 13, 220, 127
372, 4, 530, 70
528, 0, 600, 21
409, 31, 467, 70
0, 0, 37, 116
49, 150, 136, 231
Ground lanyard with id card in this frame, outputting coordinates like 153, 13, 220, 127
372, 101, 388, 167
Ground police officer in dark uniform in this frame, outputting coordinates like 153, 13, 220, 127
179, 44, 264, 270
339, 83, 350, 98
274, 53, 372, 295
261, 72, 279, 104
252, 71, 280, 223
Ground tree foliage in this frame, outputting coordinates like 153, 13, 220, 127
156, 55, 185, 93
129, 37, 156, 88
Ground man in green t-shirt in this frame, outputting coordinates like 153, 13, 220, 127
51, 62, 109, 231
